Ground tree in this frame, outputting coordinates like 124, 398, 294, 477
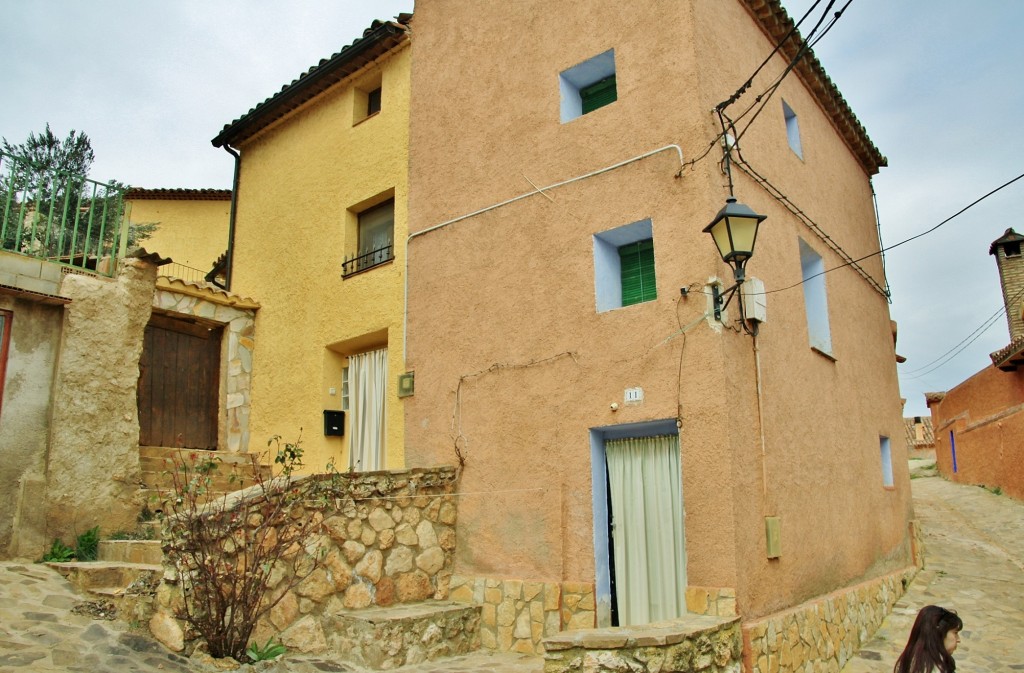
1, 124, 153, 261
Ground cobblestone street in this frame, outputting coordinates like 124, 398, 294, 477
0, 470, 1020, 672
840, 474, 1024, 672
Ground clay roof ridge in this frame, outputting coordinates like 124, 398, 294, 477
124, 188, 231, 201
990, 333, 1024, 367
156, 275, 259, 306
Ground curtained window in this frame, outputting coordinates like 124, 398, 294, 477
348, 347, 387, 472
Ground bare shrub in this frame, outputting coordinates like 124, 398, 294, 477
161, 435, 328, 661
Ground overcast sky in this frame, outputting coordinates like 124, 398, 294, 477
2, 1, 1022, 419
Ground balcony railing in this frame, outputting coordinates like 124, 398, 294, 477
158, 262, 213, 284
0, 150, 128, 277
342, 243, 394, 278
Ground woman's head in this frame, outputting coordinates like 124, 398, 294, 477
894, 605, 963, 673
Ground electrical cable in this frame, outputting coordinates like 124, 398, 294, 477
732, 1, 853, 146
763, 170, 1024, 295
900, 284, 1024, 377
680, 0, 838, 176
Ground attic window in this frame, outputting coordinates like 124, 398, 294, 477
782, 100, 803, 159
1005, 241, 1021, 257
367, 87, 382, 116
353, 73, 384, 125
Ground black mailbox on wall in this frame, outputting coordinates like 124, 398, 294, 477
323, 410, 345, 436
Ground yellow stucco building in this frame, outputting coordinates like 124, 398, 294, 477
124, 188, 230, 281
212, 17, 411, 472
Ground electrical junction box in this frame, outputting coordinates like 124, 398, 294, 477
765, 516, 781, 558
742, 276, 767, 323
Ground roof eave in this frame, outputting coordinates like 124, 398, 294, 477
741, 0, 887, 176
211, 20, 409, 149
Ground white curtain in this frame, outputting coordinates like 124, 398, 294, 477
348, 347, 387, 472
606, 435, 686, 626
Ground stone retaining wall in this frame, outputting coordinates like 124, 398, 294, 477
686, 587, 738, 618
152, 466, 459, 654
543, 615, 743, 673
448, 575, 597, 655
742, 566, 918, 673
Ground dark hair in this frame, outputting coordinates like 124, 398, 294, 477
894, 605, 963, 673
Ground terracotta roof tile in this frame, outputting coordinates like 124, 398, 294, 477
903, 416, 934, 448
124, 188, 231, 201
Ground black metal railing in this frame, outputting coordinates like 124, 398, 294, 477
342, 243, 393, 278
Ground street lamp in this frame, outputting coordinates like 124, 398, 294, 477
703, 197, 766, 321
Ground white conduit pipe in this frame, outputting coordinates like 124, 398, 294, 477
402, 144, 686, 360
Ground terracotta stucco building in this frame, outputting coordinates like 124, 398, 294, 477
927, 228, 1024, 500
402, 0, 915, 665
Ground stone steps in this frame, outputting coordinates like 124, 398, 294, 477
98, 539, 163, 565
48, 559, 163, 626
325, 600, 483, 670
138, 446, 271, 493
47, 560, 163, 595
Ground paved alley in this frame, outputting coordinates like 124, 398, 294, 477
841, 474, 1024, 672
0, 471, 1021, 672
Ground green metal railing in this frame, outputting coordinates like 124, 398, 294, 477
0, 149, 128, 277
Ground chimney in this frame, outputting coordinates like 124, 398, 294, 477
989, 228, 1024, 341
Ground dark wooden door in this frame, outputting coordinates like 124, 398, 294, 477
137, 313, 221, 449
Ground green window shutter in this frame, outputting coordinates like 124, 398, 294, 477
581, 75, 617, 114
619, 239, 657, 306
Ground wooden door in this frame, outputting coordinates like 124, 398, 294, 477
137, 313, 221, 449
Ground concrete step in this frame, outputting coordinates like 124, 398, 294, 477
138, 447, 272, 492
139, 446, 269, 467
47, 561, 162, 594
139, 488, 238, 515
98, 539, 163, 565
325, 601, 482, 670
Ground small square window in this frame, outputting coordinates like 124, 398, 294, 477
353, 73, 383, 125
1005, 241, 1021, 257
782, 100, 803, 159
366, 87, 382, 116
879, 436, 894, 487
799, 239, 832, 355
343, 199, 394, 277
594, 219, 656, 311
560, 49, 617, 123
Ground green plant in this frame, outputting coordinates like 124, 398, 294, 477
246, 638, 287, 662
137, 504, 157, 523
983, 485, 1003, 496
75, 526, 100, 561
41, 538, 75, 562
108, 526, 157, 541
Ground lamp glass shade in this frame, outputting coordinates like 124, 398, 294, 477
703, 198, 766, 265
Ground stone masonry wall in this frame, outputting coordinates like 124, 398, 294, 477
449, 576, 596, 655
543, 615, 743, 673
743, 566, 918, 673
152, 466, 460, 654
41, 259, 156, 549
